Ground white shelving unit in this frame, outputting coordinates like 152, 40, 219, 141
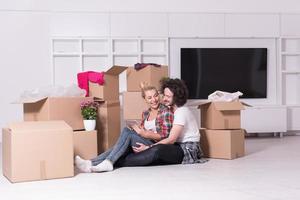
279, 37, 300, 131
51, 37, 168, 86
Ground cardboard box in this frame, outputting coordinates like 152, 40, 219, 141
2, 121, 74, 183
23, 96, 93, 130
89, 66, 128, 100
200, 129, 245, 159
123, 92, 148, 120
126, 65, 168, 91
73, 130, 98, 160
198, 101, 246, 129
95, 99, 121, 153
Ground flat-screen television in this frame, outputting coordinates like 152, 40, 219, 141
181, 48, 267, 99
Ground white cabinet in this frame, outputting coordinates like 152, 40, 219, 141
241, 106, 287, 134
168, 13, 224, 37
110, 13, 168, 37
225, 14, 280, 37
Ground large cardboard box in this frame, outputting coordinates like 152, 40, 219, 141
200, 129, 245, 159
89, 66, 127, 100
123, 92, 148, 120
73, 130, 98, 160
95, 99, 121, 153
2, 121, 74, 183
23, 96, 93, 130
198, 101, 246, 129
126, 65, 168, 91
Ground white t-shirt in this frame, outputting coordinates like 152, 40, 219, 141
173, 106, 200, 143
144, 118, 157, 133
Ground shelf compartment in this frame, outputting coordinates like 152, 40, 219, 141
281, 55, 300, 71
82, 39, 108, 53
141, 55, 167, 65
141, 39, 166, 53
53, 57, 80, 86
83, 55, 109, 71
53, 39, 80, 53
113, 39, 138, 53
282, 38, 300, 52
113, 55, 139, 66
282, 73, 300, 105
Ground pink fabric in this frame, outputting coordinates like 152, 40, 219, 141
77, 71, 105, 97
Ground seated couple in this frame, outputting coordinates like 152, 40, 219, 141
75, 78, 206, 173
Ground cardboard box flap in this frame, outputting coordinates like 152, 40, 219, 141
197, 101, 212, 108
12, 96, 48, 104
93, 98, 119, 106
214, 102, 245, 111
106, 66, 128, 76
8, 121, 72, 132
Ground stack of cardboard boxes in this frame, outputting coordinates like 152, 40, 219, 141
2, 65, 127, 183
87, 66, 127, 153
198, 101, 246, 159
123, 65, 168, 122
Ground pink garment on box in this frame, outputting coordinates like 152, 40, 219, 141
77, 71, 104, 97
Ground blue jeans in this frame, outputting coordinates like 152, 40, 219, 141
91, 127, 153, 165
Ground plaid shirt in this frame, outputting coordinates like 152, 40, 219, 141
141, 104, 173, 140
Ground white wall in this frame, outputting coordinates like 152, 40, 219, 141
2, 1, 300, 142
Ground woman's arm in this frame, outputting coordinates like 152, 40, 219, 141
131, 124, 161, 141
132, 124, 183, 153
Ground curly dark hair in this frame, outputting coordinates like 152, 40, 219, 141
160, 78, 189, 107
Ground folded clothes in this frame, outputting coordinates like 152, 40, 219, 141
134, 63, 161, 70
77, 71, 104, 97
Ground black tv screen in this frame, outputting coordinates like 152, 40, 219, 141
181, 48, 267, 99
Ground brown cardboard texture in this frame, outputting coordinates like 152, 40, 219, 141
73, 130, 98, 160
200, 129, 245, 159
89, 66, 128, 100
23, 96, 93, 130
95, 99, 121, 153
2, 121, 74, 183
198, 101, 246, 129
127, 65, 168, 91
123, 92, 148, 120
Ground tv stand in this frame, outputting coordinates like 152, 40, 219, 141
241, 105, 287, 137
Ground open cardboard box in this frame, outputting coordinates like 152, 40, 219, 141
2, 121, 74, 183
126, 65, 168, 91
198, 101, 250, 129
89, 66, 128, 101
21, 96, 93, 130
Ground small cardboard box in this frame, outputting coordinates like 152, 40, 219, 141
73, 130, 98, 160
23, 96, 93, 130
126, 65, 168, 91
89, 66, 128, 100
2, 121, 74, 183
198, 101, 246, 129
200, 129, 245, 159
95, 99, 121, 153
123, 92, 148, 120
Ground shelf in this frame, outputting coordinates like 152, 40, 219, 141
82, 53, 108, 56
53, 53, 80, 57
282, 70, 300, 74
141, 52, 167, 56
281, 52, 300, 55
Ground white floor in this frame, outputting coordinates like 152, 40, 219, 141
1, 136, 300, 200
